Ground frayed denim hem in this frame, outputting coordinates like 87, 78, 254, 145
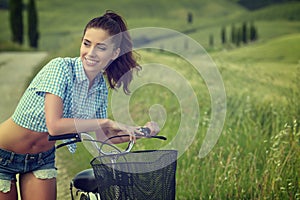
33, 169, 57, 179
0, 179, 11, 193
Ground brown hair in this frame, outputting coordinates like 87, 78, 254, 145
83, 10, 140, 94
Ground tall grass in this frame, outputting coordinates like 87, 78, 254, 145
174, 66, 300, 199
176, 93, 299, 199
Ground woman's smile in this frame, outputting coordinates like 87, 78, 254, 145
84, 57, 100, 67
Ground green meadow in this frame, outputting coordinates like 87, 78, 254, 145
0, 0, 299, 199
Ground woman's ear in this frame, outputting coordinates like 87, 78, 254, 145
111, 48, 120, 60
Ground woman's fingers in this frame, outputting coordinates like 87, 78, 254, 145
144, 121, 160, 135
107, 120, 161, 143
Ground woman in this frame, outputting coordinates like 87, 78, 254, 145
0, 11, 159, 200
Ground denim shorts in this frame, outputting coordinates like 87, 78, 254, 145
0, 147, 57, 193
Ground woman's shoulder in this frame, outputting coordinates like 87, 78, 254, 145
43, 57, 80, 73
47, 57, 79, 67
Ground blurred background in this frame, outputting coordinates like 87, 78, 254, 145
0, 0, 299, 199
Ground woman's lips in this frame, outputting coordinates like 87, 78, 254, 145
85, 57, 99, 66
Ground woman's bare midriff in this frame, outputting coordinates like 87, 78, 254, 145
0, 118, 55, 154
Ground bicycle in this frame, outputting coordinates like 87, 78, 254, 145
48, 128, 178, 200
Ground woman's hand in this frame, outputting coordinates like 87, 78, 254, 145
95, 120, 138, 143
95, 120, 160, 144
143, 121, 160, 136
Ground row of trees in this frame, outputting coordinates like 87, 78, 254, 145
209, 21, 258, 48
9, 0, 39, 48
222, 21, 258, 46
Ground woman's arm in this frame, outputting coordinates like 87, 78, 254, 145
45, 93, 111, 135
45, 93, 160, 142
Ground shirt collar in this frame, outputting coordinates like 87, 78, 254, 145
74, 58, 88, 83
74, 57, 107, 93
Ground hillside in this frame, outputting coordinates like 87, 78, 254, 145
1, 0, 245, 51
212, 33, 300, 103
1, 0, 299, 101
1, 0, 299, 53
1, 0, 299, 97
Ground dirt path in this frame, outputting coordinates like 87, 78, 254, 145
0, 52, 48, 121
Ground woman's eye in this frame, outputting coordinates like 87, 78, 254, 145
83, 41, 90, 46
97, 46, 107, 51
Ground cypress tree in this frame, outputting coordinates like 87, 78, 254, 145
187, 12, 193, 24
250, 21, 258, 42
221, 26, 226, 45
9, 0, 23, 44
27, 0, 39, 48
236, 27, 242, 47
231, 23, 236, 44
209, 34, 214, 47
242, 21, 248, 44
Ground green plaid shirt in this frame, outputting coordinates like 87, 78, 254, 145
12, 57, 108, 132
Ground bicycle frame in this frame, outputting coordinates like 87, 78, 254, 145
48, 129, 168, 200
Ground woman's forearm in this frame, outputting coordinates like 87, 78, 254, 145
45, 93, 113, 135
47, 117, 111, 136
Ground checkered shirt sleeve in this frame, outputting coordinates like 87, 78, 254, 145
12, 58, 69, 132
34, 58, 68, 99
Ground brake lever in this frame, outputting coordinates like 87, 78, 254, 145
136, 127, 151, 136
135, 127, 167, 140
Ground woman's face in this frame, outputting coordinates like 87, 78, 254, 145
80, 28, 120, 80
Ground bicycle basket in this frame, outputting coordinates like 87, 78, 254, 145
90, 150, 177, 200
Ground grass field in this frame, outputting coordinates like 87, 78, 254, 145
0, 0, 299, 199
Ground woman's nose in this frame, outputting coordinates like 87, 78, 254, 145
87, 47, 96, 56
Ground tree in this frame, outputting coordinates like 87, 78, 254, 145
250, 21, 258, 42
236, 27, 242, 47
221, 26, 226, 44
9, 0, 23, 44
209, 34, 214, 47
187, 12, 193, 24
27, 0, 39, 48
231, 23, 236, 44
242, 21, 248, 44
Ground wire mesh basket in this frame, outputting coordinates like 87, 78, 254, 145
91, 150, 178, 200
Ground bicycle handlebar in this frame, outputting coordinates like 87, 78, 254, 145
48, 127, 167, 153
48, 127, 167, 141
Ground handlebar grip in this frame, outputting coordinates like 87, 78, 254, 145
151, 135, 167, 140
48, 133, 80, 141
138, 127, 151, 136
